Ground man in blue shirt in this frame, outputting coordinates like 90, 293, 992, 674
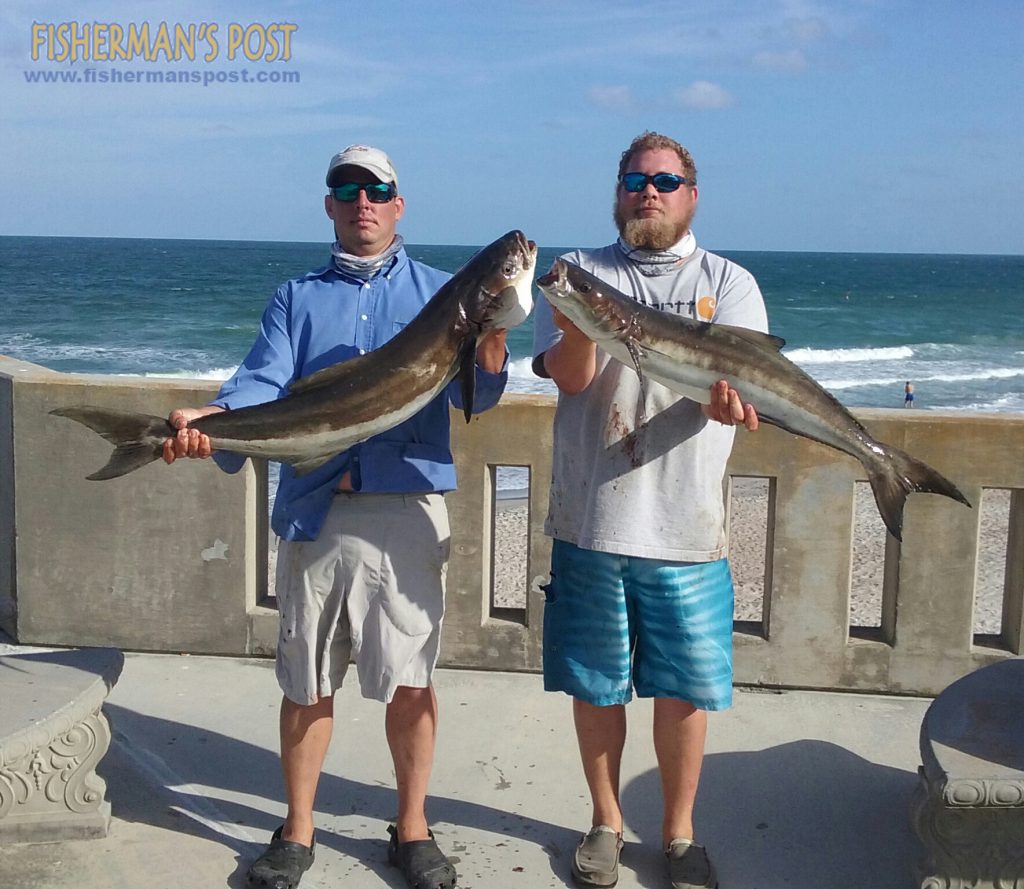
164, 145, 508, 889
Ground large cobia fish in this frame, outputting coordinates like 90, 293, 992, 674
54, 230, 536, 480
536, 258, 970, 541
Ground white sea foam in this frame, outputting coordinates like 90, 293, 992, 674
140, 368, 235, 381
503, 341, 1024, 416
820, 367, 1024, 391
785, 345, 914, 363
0, 334, 199, 369
945, 393, 1024, 412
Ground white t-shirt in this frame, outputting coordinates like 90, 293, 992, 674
532, 241, 769, 562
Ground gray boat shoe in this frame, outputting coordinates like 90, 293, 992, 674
571, 825, 623, 888
665, 838, 718, 889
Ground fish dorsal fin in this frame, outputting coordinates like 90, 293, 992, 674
288, 355, 364, 396
716, 323, 786, 351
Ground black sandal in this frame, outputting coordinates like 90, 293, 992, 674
247, 825, 316, 889
387, 824, 458, 889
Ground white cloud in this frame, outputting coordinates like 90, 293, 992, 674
588, 85, 633, 108
673, 80, 735, 110
752, 49, 809, 72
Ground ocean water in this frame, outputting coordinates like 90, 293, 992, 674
2, 236, 1022, 415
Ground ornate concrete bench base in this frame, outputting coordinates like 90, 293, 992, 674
0, 647, 124, 843
912, 659, 1024, 888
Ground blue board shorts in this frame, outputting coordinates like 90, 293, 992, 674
542, 539, 735, 710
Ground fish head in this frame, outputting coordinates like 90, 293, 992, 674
536, 258, 633, 343
461, 230, 536, 333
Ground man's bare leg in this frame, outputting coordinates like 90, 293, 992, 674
386, 685, 438, 843
653, 698, 707, 846
573, 698, 627, 832
280, 693, 334, 845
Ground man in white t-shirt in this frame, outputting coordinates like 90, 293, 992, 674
532, 131, 767, 889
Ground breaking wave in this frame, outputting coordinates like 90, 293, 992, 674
784, 345, 914, 363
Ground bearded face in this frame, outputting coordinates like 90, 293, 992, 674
612, 147, 698, 251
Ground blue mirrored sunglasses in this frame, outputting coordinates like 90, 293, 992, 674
619, 172, 692, 193
330, 182, 396, 203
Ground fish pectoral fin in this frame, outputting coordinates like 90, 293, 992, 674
622, 337, 650, 425
458, 337, 477, 423
622, 336, 646, 382
716, 323, 787, 351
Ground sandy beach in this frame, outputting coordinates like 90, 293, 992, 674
269, 485, 1011, 636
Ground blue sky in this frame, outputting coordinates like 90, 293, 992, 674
2, 0, 1022, 253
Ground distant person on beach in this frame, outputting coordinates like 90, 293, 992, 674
163, 145, 509, 889
905, 381, 915, 407
532, 131, 767, 889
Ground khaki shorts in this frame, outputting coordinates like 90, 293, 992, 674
274, 492, 450, 705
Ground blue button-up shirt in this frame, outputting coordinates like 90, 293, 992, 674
210, 248, 508, 541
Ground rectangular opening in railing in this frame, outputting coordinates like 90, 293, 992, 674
973, 487, 1023, 653
261, 458, 276, 604
848, 480, 898, 642
490, 464, 529, 624
728, 476, 772, 637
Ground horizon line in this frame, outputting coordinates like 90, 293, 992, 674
1, 232, 1021, 259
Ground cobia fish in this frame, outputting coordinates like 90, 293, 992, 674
53, 230, 536, 480
536, 257, 970, 541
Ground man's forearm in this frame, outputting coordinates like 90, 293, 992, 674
476, 329, 508, 373
543, 330, 597, 394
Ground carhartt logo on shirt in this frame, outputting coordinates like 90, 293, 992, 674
697, 296, 717, 321
641, 297, 697, 314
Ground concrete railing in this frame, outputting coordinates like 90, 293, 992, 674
3, 354, 1022, 695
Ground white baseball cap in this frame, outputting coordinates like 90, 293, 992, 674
325, 145, 398, 189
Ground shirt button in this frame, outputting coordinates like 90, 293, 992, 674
360, 314, 368, 320
358, 348, 366, 355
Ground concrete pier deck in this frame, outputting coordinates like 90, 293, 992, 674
0, 647, 932, 889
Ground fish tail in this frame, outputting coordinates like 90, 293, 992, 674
51, 406, 172, 480
866, 444, 972, 541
